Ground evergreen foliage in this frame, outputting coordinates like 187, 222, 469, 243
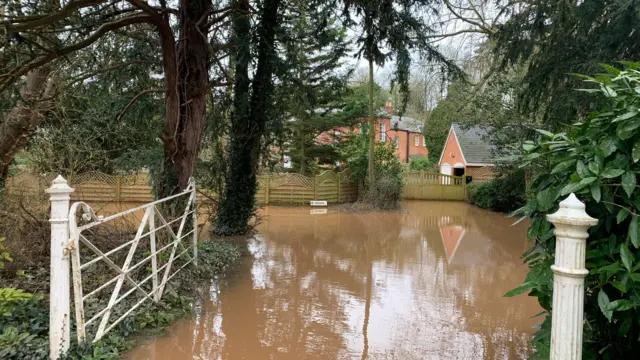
494, 0, 640, 128
409, 157, 433, 171
511, 63, 640, 358
26, 33, 164, 176
467, 170, 525, 213
277, 1, 361, 175
337, 0, 463, 183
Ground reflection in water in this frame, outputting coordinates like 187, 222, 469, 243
128, 201, 540, 360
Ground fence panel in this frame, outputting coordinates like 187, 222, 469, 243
402, 171, 466, 201
316, 170, 338, 203
8, 169, 359, 209
255, 170, 359, 205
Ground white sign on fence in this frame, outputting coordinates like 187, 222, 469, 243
310, 200, 328, 206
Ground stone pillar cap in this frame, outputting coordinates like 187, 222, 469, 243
547, 193, 598, 227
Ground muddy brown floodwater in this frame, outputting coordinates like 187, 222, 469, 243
127, 201, 541, 360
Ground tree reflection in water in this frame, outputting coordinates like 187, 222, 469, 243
127, 201, 539, 360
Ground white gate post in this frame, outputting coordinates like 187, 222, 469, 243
546, 193, 597, 360
46, 175, 75, 360
192, 178, 198, 266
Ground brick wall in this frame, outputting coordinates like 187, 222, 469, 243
466, 166, 496, 182
439, 130, 465, 171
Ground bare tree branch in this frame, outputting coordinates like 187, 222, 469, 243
126, 0, 162, 22
426, 28, 489, 40
442, 0, 495, 35
67, 60, 157, 85
116, 88, 165, 121
2, 0, 109, 31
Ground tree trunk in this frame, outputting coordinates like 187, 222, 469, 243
367, 57, 376, 185
215, 0, 281, 235
0, 66, 54, 187
214, 0, 253, 235
158, 0, 211, 198
299, 129, 306, 176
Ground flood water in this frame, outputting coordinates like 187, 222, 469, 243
128, 201, 540, 360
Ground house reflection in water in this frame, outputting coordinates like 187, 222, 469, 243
127, 201, 539, 360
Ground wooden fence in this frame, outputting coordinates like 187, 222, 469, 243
402, 171, 466, 201
6, 169, 466, 206
256, 169, 358, 205
5, 169, 358, 206
5, 170, 155, 202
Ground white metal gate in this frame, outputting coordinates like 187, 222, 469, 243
46, 175, 198, 359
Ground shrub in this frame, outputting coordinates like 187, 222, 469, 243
341, 127, 405, 210
365, 174, 403, 210
467, 170, 526, 213
511, 63, 640, 358
409, 156, 433, 171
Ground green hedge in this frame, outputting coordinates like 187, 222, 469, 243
467, 170, 526, 213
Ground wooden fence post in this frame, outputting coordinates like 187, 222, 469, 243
419, 170, 425, 199
314, 174, 319, 201
115, 175, 121, 202
46, 175, 75, 360
337, 172, 341, 203
265, 176, 270, 205
547, 193, 598, 360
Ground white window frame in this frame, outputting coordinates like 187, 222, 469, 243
422, 136, 426, 147
380, 123, 386, 142
414, 135, 419, 147
394, 136, 399, 148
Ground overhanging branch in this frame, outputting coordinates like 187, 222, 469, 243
67, 60, 158, 85
3, 0, 109, 31
117, 88, 165, 121
0, 14, 154, 94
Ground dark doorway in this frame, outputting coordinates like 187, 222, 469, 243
453, 167, 465, 177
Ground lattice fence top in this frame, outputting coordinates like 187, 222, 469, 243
70, 171, 149, 187
316, 170, 337, 186
269, 173, 314, 188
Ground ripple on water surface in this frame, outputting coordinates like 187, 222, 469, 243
127, 200, 540, 360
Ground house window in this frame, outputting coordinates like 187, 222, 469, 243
422, 136, 426, 147
334, 130, 341, 143
394, 136, 399, 148
380, 122, 386, 142
414, 135, 419, 146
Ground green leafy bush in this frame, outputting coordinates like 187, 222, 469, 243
0, 288, 33, 317
0, 239, 246, 360
341, 126, 404, 210
512, 63, 640, 358
409, 156, 433, 171
467, 170, 525, 213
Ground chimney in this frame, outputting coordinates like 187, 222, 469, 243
384, 101, 393, 115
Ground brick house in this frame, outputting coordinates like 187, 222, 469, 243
375, 110, 428, 163
317, 102, 428, 164
438, 124, 496, 182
